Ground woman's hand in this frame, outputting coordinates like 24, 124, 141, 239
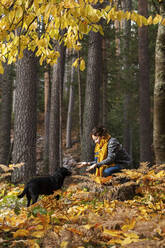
76, 162, 90, 168
86, 163, 97, 171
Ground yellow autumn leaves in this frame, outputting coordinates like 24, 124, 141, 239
106, 7, 165, 27
0, 0, 165, 72
0, 165, 165, 247
72, 57, 85, 71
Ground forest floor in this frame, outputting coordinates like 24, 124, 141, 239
0, 133, 165, 248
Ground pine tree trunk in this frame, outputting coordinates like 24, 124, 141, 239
122, 0, 133, 161
0, 63, 13, 165
44, 66, 51, 171
12, 50, 37, 182
138, 0, 152, 164
153, 3, 165, 164
81, 31, 102, 161
102, 38, 108, 127
78, 51, 83, 146
49, 44, 65, 174
66, 55, 76, 148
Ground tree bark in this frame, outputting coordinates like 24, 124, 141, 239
0, 63, 13, 165
102, 38, 108, 127
81, 31, 102, 161
12, 50, 37, 182
122, 0, 132, 159
66, 55, 76, 148
153, 3, 165, 164
138, 0, 152, 163
44, 66, 51, 171
49, 44, 65, 174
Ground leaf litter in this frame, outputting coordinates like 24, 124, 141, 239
0, 162, 165, 248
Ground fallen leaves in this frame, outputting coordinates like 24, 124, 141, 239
0, 164, 165, 247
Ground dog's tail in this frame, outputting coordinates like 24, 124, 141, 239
17, 187, 27, 198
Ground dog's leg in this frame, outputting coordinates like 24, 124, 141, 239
26, 192, 32, 207
31, 193, 39, 205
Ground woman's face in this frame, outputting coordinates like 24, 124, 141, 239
92, 135, 101, 144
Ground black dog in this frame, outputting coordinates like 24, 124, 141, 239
18, 167, 71, 207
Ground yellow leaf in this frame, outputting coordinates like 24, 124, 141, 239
72, 58, 79, 68
117, 10, 124, 21
98, 25, 104, 35
123, 232, 139, 239
161, 18, 165, 26
79, 22, 88, 34
16, 6, 23, 18
80, 59, 85, 71
83, 224, 95, 230
60, 241, 69, 248
121, 218, 136, 231
0, 61, 4, 74
155, 170, 165, 178
94, 176, 102, 184
153, 15, 162, 25
27, 240, 40, 248
103, 229, 122, 237
122, 237, 138, 245
142, 16, 148, 26
8, 10, 15, 23
107, 238, 123, 245
125, 11, 131, 21
31, 230, 45, 238
147, 16, 153, 25
13, 229, 29, 238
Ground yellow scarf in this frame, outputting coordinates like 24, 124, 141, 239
94, 134, 114, 176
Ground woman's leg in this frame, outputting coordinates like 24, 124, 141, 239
102, 165, 121, 177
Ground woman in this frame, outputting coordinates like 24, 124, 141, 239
78, 126, 131, 177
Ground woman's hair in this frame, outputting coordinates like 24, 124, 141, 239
91, 126, 109, 137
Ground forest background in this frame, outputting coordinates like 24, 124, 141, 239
0, 0, 165, 247
0, 0, 165, 181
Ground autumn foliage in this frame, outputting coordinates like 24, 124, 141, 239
0, 163, 165, 247
0, 0, 165, 73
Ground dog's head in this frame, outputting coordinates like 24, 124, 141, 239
56, 167, 72, 177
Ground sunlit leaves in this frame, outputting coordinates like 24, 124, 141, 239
72, 57, 85, 71
0, 0, 165, 73
13, 229, 30, 238
0, 165, 165, 246
0, 61, 4, 74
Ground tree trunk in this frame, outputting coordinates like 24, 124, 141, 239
153, 3, 165, 165
78, 51, 83, 146
122, 0, 133, 161
49, 44, 65, 174
66, 55, 76, 148
12, 50, 37, 182
81, 31, 102, 161
0, 63, 13, 165
102, 38, 108, 127
138, 0, 152, 164
44, 66, 51, 171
